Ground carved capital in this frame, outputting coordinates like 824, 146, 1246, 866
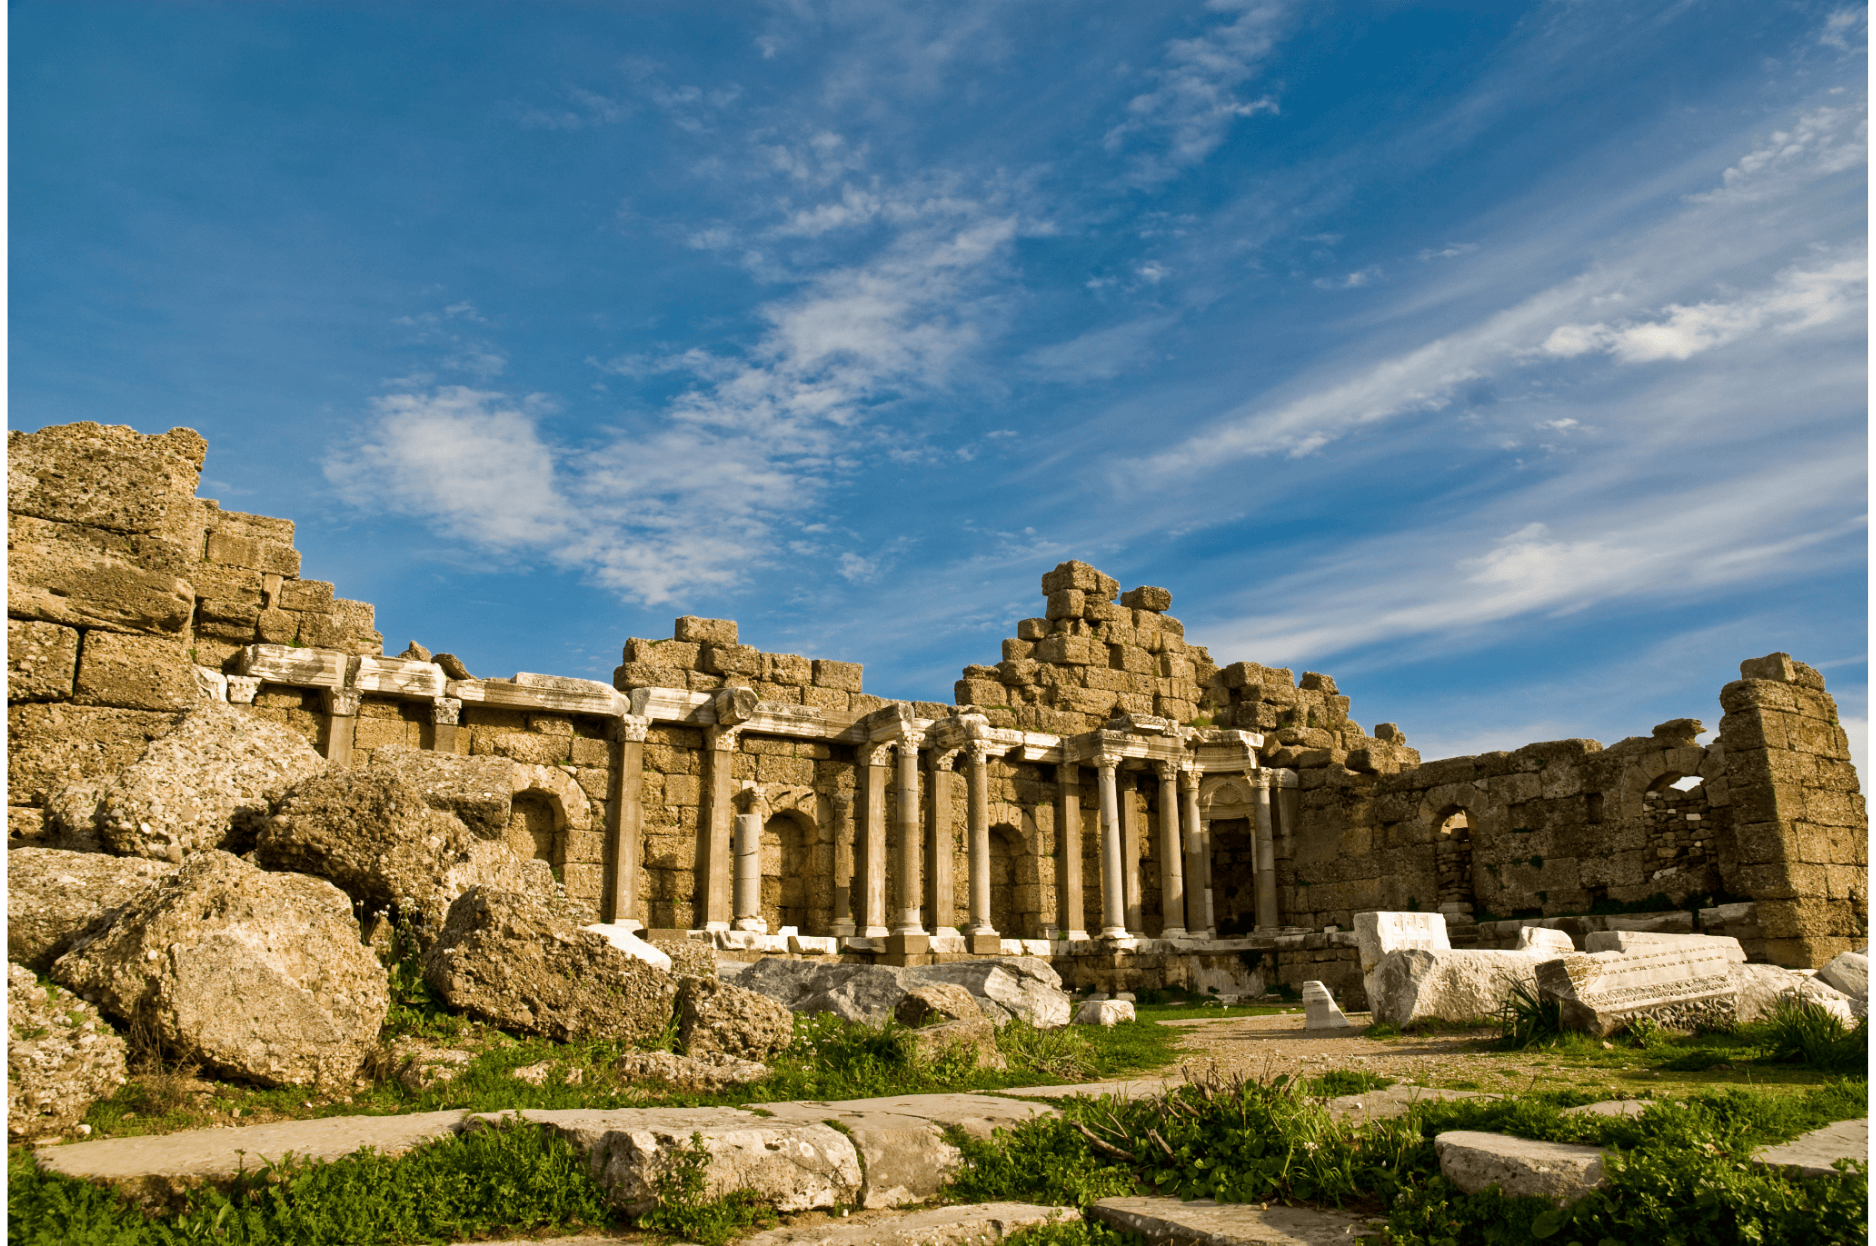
1153, 759, 1178, 782
1093, 752, 1124, 772
707, 724, 743, 751
431, 696, 463, 726
858, 741, 891, 768
324, 689, 362, 717
1178, 764, 1203, 791
612, 714, 650, 744
226, 675, 261, 705
930, 748, 961, 772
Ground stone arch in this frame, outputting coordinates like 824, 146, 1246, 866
503, 763, 591, 871
764, 808, 817, 933
1431, 804, 1475, 916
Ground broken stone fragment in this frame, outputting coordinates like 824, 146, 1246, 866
7, 847, 178, 973
1302, 980, 1353, 1030
8, 961, 129, 1143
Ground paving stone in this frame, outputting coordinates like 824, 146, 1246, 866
33, 1110, 470, 1203
755, 1092, 1058, 1141
1434, 1130, 1606, 1203
1560, 1100, 1646, 1118
996, 1077, 1181, 1100
1088, 1195, 1372, 1244
739, 1201, 1080, 1245
1323, 1085, 1497, 1122
1751, 1118, 1868, 1178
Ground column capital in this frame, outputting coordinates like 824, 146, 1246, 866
226, 675, 261, 705
895, 733, 925, 759
431, 696, 463, 726
1093, 751, 1124, 772
1153, 759, 1179, 781
612, 713, 650, 744
707, 724, 743, 751
858, 741, 891, 767
1178, 764, 1202, 791
324, 688, 362, 717
930, 748, 961, 772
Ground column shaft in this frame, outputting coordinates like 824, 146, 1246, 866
1157, 765, 1186, 938
699, 728, 737, 930
1056, 764, 1086, 938
1253, 773, 1279, 930
322, 690, 359, 767
925, 756, 957, 932
893, 740, 924, 935
1120, 778, 1143, 934
732, 811, 767, 931
1181, 772, 1208, 936
830, 793, 856, 937
861, 750, 890, 937
1096, 760, 1128, 938
609, 722, 646, 927
967, 748, 996, 936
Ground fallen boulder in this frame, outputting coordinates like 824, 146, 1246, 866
1073, 999, 1135, 1026
908, 1018, 1005, 1070
1355, 911, 1451, 1006
45, 701, 327, 861
9, 961, 128, 1142
739, 960, 911, 1026
256, 768, 558, 938
902, 958, 1072, 1028
1795, 975, 1864, 1022
1513, 926, 1575, 954
361, 749, 522, 837
1815, 950, 1868, 1001
895, 983, 983, 1027
677, 974, 795, 1061
1368, 949, 1543, 1028
1730, 962, 1807, 1023
1535, 945, 1737, 1036
51, 851, 388, 1087
7, 847, 176, 973
420, 887, 675, 1046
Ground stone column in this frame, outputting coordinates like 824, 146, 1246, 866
699, 726, 740, 931
1095, 757, 1128, 939
1120, 775, 1144, 935
1056, 763, 1086, 940
1180, 767, 1208, 937
608, 715, 649, 928
926, 750, 959, 934
830, 791, 857, 937
428, 696, 462, 755
227, 675, 260, 705
891, 736, 926, 940
965, 743, 1000, 952
859, 745, 890, 938
732, 808, 766, 933
1253, 770, 1280, 931
1155, 762, 1187, 939
322, 689, 360, 767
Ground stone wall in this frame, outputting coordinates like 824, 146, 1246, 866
7, 421, 1867, 970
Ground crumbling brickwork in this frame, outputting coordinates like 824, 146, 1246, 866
7, 422, 1867, 972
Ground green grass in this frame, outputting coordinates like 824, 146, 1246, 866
1130, 1002, 1299, 1022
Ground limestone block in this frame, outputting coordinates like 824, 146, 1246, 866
8, 703, 185, 809
1046, 589, 1087, 620
71, 631, 199, 714
8, 849, 178, 974
1535, 946, 1738, 1036
616, 661, 686, 689
700, 643, 761, 676
678, 974, 795, 1061
1583, 930, 1745, 962
1001, 638, 1034, 662
956, 678, 1008, 706
1514, 926, 1575, 954
1369, 949, 1543, 1027
8, 536, 195, 637
1815, 950, 1868, 999
205, 529, 300, 577
1354, 911, 1451, 976
8, 423, 206, 536
1089, 1197, 1365, 1245
765, 652, 811, 686
1074, 999, 1135, 1026
8, 962, 129, 1143
1034, 634, 1100, 666
896, 983, 984, 1026
1752, 1118, 1869, 1179
812, 658, 864, 691
1434, 1131, 1606, 1204
583, 924, 674, 972
9, 619, 79, 702
675, 616, 738, 645
1119, 586, 1172, 612
1016, 617, 1050, 641
470, 728, 571, 765
1302, 980, 1352, 1030
626, 637, 700, 667
1110, 644, 1155, 675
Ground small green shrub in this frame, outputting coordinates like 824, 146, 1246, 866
635, 1132, 777, 1246
1495, 975, 1563, 1050
1746, 998, 1868, 1073
1005, 1217, 1148, 1245
1306, 1068, 1393, 1098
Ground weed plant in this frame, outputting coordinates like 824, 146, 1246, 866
1495, 977, 1563, 1050
635, 1132, 777, 1246
1743, 998, 1868, 1073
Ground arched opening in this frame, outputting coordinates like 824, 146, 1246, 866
764, 811, 816, 933
506, 792, 560, 871
989, 823, 1021, 937
1433, 806, 1474, 915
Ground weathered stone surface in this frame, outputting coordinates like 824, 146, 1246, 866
1089, 1196, 1370, 1244
584, 924, 674, 972
1729, 962, 1808, 1023
896, 982, 984, 1027
385, 1037, 477, 1093
421, 887, 676, 1045
9, 619, 80, 702
8, 423, 207, 536
8, 847, 178, 973
678, 973, 795, 1061
257, 768, 554, 936
35, 1109, 469, 1203
1435, 1131, 1606, 1203
1583, 930, 1745, 963
740, 959, 912, 1026
1751, 1118, 1867, 1178
362, 749, 523, 838
51, 851, 389, 1087
1368, 949, 1542, 1028
8, 703, 184, 809
1815, 950, 1868, 1000
650, 936, 719, 979
1514, 926, 1575, 954
1561, 1100, 1647, 1118
1074, 999, 1136, 1026
909, 1018, 1005, 1070
1355, 911, 1450, 1004
904, 958, 1072, 1028
1795, 974, 1865, 1021
8, 535, 197, 637
1535, 946, 1738, 1036
52, 700, 327, 861
1303, 980, 1353, 1031
611, 1049, 771, 1093
1325, 1085, 1497, 1122
470, 1106, 861, 1214
739, 1202, 1079, 1246
8, 961, 129, 1142
755, 1094, 1055, 1161
73, 630, 200, 712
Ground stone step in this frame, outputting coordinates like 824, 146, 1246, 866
1323, 1085, 1497, 1122
1434, 1130, 1606, 1203
461, 1202, 1079, 1246
1088, 1196, 1372, 1244
1751, 1118, 1868, 1178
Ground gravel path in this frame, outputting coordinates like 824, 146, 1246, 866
1159, 1012, 1552, 1091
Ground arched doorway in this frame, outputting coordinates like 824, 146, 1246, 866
1433, 806, 1474, 915
766, 810, 815, 933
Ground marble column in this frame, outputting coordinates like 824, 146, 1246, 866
892, 737, 925, 937
608, 715, 649, 928
1180, 767, 1208, 936
859, 745, 890, 938
830, 792, 857, 937
1120, 775, 1144, 935
322, 689, 360, 767
925, 750, 959, 933
1056, 762, 1086, 939
965, 743, 999, 950
1253, 770, 1279, 930
428, 696, 462, 754
1155, 761, 1187, 939
1095, 757, 1128, 939
699, 726, 740, 931
732, 809, 767, 932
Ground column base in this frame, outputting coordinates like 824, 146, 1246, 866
966, 932, 1002, 956
830, 921, 856, 937
886, 931, 930, 955
704, 920, 731, 932
1099, 926, 1131, 940
1159, 927, 1188, 940
862, 925, 891, 939
732, 917, 769, 933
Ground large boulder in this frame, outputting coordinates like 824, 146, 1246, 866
8, 962, 128, 1142
677, 974, 795, 1061
420, 887, 676, 1045
1815, 951, 1868, 1001
43, 701, 327, 862
7, 847, 176, 973
51, 851, 388, 1086
739, 959, 912, 1026
903, 958, 1072, 1028
255, 768, 561, 938
361, 750, 523, 837
1368, 949, 1544, 1028
896, 983, 983, 1027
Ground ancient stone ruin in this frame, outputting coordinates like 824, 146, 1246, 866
9, 422, 1869, 1024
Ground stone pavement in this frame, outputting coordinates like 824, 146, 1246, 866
1751, 1118, 1868, 1178
1088, 1196, 1373, 1244
1322, 1084, 1496, 1122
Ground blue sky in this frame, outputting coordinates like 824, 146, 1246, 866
11, 1, 1868, 773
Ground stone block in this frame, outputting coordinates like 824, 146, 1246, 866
812, 659, 864, 691
1815, 950, 1868, 999
1040, 560, 1117, 597
1119, 586, 1172, 612
73, 631, 198, 712
1034, 634, 1100, 666
255, 607, 299, 644
204, 529, 300, 577
1045, 589, 1086, 620
1535, 945, 1738, 1036
1514, 926, 1575, 953
1739, 652, 1802, 683
1302, 980, 1352, 1030
1751, 1118, 1869, 1180
274, 579, 332, 611
1368, 949, 1542, 1027
1435, 1131, 1605, 1204
1110, 644, 1155, 675
8, 423, 207, 536
615, 661, 685, 690
701, 643, 762, 677
955, 678, 1007, 707
764, 652, 811, 686
1582, 930, 1745, 962
1089, 1198, 1365, 1245
8, 533, 196, 637
469, 729, 571, 766
674, 616, 738, 645
1073, 999, 1135, 1025
9, 619, 79, 702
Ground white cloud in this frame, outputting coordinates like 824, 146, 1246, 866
1104, 0, 1288, 183
1024, 315, 1173, 381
